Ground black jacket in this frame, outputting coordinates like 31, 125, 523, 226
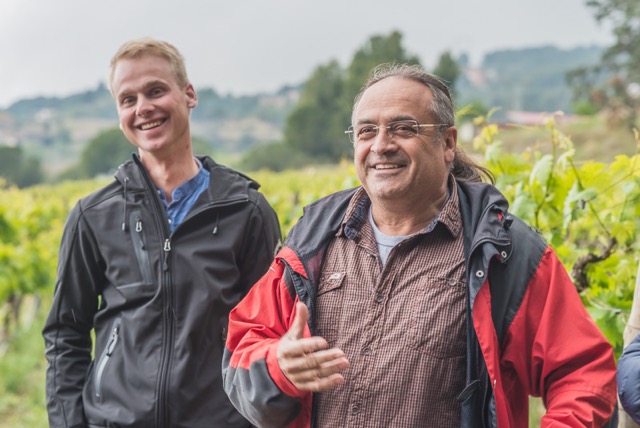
43, 155, 281, 428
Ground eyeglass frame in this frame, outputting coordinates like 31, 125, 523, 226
344, 120, 451, 144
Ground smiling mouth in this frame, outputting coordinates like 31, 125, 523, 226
374, 164, 401, 170
139, 120, 164, 130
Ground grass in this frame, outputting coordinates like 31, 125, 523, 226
0, 304, 48, 428
488, 114, 638, 163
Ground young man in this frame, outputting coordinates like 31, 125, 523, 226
222, 64, 617, 427
43, 38, 281, 428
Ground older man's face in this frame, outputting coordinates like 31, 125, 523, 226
352, 76, 456, 208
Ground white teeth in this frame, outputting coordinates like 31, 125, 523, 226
140, 120, 163, 130
375, 164, 399, 170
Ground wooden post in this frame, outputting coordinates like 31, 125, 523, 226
619, 261, 640, 427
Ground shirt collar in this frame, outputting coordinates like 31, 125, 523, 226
158, 158, 210, 205
339, 174, 462, 240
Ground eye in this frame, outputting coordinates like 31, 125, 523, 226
356, 125, 377, 139
149, 87, 165, 97
389, 122, 417, 137
120, 96, 135, 106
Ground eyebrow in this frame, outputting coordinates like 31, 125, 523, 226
354, 115, 416, 126
116, 79, 168, 99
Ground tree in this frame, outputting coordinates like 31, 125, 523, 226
282, 60, 347, 162
0, 146, 44, 188
57, 128, 133, 180
568, 0, 640, 126
58, 128, 216, 181
433, 51, 461, 93
278, 31, 421, 169
343, 31, 421, 108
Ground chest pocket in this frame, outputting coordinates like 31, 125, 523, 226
409, 276, 466, 357
315, 272, 346, 347
128, 210, 154, 285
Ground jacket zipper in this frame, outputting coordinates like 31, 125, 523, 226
134, 159, 250, 428
95, 318, 121, 401
130, 212, 153, 284
465, 236, 508, 428
133, 161, 173, 428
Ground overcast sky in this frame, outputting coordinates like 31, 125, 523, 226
0, 0, 613, 109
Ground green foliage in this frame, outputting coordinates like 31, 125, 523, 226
568, 0, 640, 125
572, 100, 600, 116
342, 30, 420, 99
0, 309, 49, 428
283, 61, 349, 161
587, 0, 640, 83
3, 121, 640, 424
0, 146, 44, 188
57, 127, 134, 180
474, 116, 640, 355
240, 142, 316, 172
270, 31, 422, 170
433, 51, 461, 92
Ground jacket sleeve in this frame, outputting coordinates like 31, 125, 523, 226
42, 202, 103, 428
618, 333, 640, 423
222, 254, 312, 428
504, 246, 618, 427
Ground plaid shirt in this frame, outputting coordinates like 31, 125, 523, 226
314, 182, 466, 427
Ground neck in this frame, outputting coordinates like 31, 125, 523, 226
140, 151, 199, 203
370, 191, 448, 236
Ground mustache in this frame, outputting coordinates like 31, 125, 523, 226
366, 153, 407, 165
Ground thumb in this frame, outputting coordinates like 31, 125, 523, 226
288, 302, 309, 340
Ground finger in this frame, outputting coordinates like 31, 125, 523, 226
280, 348, 347, 375
298, 373, 347, 392
284, 354, 350, 383
287, 302, 309, 341
278, 336, 328, 359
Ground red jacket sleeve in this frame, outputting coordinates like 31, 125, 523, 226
501, 247, 617, 427
222, 255, 313, 428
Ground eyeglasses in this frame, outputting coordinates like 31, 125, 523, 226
345, 120, 450, 144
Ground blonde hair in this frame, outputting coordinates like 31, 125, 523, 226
108, 38, 189, 94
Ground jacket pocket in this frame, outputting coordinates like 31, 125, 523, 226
94, 318, 121, 402
129, 211, 153, 285
458, 380, 484, 428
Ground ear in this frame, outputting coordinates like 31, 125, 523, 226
443, 126, 457, 163
119, 122, 123, 131
185, 83, 198, 109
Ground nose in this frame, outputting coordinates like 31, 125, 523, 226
136, 96, 154, 117
369, 127, 397, 155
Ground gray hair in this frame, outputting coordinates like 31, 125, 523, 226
352, 63, 494, 183
352, 63, 455, 129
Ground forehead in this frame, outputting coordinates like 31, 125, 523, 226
354, 77, 433, 123
111, 55, 176, 95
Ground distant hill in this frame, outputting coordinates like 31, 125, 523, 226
0, 44, 604, 178
457, 45, 604, 117
0, 83, 300, 176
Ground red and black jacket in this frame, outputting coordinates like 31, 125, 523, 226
223, 180, 617, 427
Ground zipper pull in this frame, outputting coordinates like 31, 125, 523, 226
106, 325, 120, 356
163, 239, 171, 271
136, 220, 142, 233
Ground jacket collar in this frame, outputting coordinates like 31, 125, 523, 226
114, 153, 259, 204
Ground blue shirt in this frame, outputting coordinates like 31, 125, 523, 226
157, 158, 210, 233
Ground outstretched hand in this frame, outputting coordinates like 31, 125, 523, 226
277, 302, 349, 392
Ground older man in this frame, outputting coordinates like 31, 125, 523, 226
222, 64, 617, 427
